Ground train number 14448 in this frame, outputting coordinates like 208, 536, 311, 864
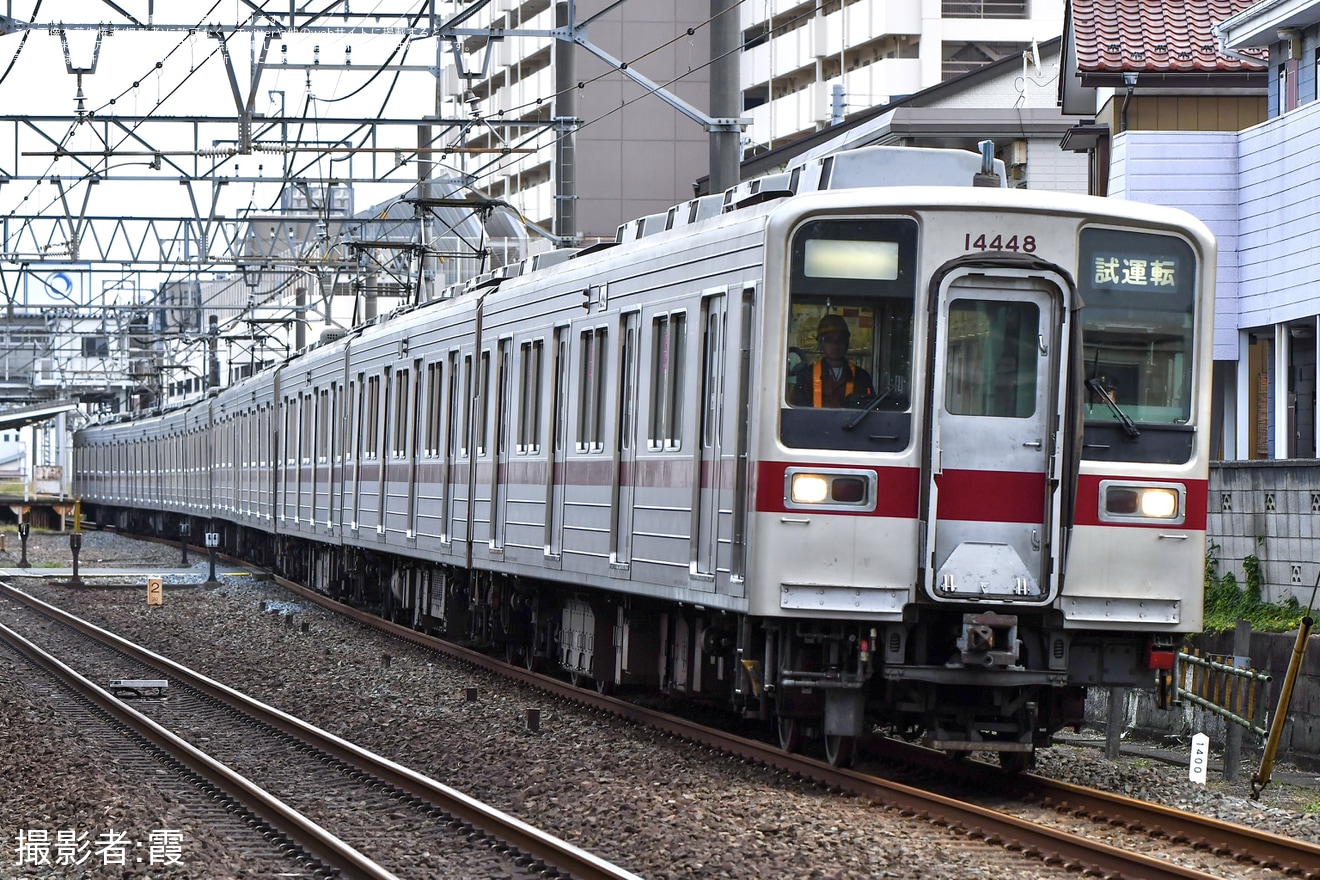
964, 233, 1037, 253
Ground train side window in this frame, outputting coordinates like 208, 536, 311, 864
578, 328, 607, 452
494, 340, 512, 460
649, 313, 686, 450
459, 354, 472, 458
328, 384, 338, 465
518, 339, 544, 454
476, 350, 491, 456
364, 375, 381, 458
393, 369, 410, 457
425, 362, 443, 457
303, 392, 314, 464
346, 380, 357, 464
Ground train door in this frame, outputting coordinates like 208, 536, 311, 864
406, 358, 423, 539
692, 290, 727, 583
612, 311, 641, 567
545, 326, 570, 563
442, 350, 461, 547
328, 383, 339, 531
452, 352, 473, 548
491, 339, 512, 550
375, 368, 391, 534
316, 388, 329, 528
923, 269, 1069, 604
350, 377, 364, 530
387, 366, 411, 534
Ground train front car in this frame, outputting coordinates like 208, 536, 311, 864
747, 186, 1214, 769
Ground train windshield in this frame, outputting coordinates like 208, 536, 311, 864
781, 217, 918, 452
1078, 228, 1197, 429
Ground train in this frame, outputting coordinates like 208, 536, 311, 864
73, 144, 1215, 769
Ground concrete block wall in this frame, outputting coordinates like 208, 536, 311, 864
1208, 461, 1320, 608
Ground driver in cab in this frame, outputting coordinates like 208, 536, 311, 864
792, 314, 874, 407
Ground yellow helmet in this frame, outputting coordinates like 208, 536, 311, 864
816, 314, 850, 340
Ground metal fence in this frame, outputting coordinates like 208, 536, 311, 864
1176, 649, 1272, 737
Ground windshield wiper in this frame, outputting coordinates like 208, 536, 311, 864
1086, 377, 1140, 438
843, 389, 893, 432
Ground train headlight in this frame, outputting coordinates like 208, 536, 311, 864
784, 468, 877, 512
1099, 481, 1185, 525
790, 473, 830, 504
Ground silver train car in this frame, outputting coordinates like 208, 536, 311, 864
74, 146, 1215, 768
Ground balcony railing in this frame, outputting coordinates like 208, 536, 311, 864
943, 1, 1027, 18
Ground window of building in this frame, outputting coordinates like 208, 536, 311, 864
82, 335, 110, 357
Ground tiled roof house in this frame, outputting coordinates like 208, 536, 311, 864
1061, 0, 1266, 193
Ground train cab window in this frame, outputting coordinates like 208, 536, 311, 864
781, 218, 917, 452
1078, 228, 1197, 463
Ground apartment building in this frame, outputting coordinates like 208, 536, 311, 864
452, 0, 1065, 241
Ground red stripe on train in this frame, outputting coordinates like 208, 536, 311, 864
1074, 475, 1208, 530
935, 469, 1046, 523
753, 461, 920, 517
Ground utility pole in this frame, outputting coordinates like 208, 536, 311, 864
709, 0, 740, 193
554, 0, 578, 246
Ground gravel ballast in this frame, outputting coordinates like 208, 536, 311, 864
2, 529, 1318, 879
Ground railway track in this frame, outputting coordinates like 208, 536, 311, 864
862, 737, 1320, 879
0, 580, 641, 880
265, 572, 1320, 880
0, 630, 316, 877
6, 545, 1318, 880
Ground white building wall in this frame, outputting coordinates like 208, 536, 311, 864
1235, 101, 1320, 331
452, 0, 711, 240
456, 0, 1066, 236
1021, 140, 1088, 193
1108, 130, 1242, 362
744, 0, 1064, 150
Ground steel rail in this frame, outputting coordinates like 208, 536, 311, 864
864, 737, 1320, 879
1029, 772, 1320, 877
0, 613, 398, 880
0, 581, 642, 880
269, 576, 1252, 880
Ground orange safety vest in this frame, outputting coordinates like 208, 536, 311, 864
811, 361, 855, 407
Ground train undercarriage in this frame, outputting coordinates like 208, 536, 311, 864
91, 509, 1165, 771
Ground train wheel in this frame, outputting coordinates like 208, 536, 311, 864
569, 670, 585, 688
776, 717, 803, 753
505, 644, 539, 673
824, 734, 856, 768
999, 751, 1034, 774
594, 677, 615, 696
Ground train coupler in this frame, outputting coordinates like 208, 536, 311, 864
956, 612, 1021, 668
